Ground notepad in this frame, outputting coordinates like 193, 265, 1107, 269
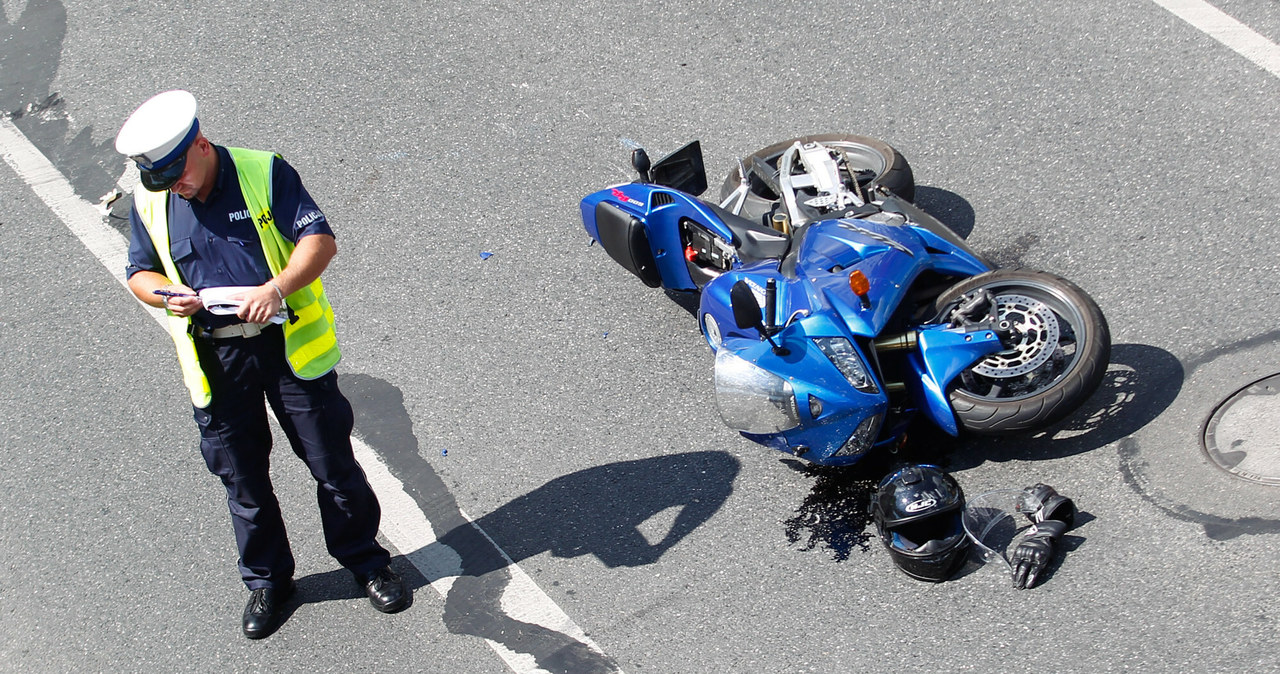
198, 286, 288, 324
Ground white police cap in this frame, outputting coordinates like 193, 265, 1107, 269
115, 90, 200, 191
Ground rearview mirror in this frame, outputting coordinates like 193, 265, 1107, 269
729, 279, 789, 355
650, 141, 707, 196
630, 148, 652, 182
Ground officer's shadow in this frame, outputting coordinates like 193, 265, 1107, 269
293, 373, 739, 672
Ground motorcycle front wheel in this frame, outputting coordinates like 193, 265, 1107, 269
718, 134, 915, 225
932, 269, 1111, 435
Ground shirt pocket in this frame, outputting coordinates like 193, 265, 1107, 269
170, 236, 196, 262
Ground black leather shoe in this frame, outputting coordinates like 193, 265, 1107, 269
356, 566, 410, 613
242, 581, 295, 639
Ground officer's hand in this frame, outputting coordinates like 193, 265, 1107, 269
235, 284, 283, 324
161, 283, 202, 317
1010, 536, 1054, 589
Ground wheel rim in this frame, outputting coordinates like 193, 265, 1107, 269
970, 293, 1060, 378
955, 279, 1087, 402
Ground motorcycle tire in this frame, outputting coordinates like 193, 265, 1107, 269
718, 134, 915, 225
931, 268, 1110, 435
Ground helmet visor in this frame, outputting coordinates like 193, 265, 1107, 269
961, 488, 1041, 571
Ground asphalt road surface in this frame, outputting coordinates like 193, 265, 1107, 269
2, 0, 1278, 672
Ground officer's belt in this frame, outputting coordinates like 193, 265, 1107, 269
198, 322, 268, 340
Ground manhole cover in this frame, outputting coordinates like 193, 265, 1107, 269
1202, 373, 1280, 486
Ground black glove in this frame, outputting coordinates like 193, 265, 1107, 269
1011, 519, 1067, 589
1011, 484, 1077, 589
1017, 483, 1077, 528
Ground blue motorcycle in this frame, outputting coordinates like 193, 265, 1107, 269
581, 136, 1110, 466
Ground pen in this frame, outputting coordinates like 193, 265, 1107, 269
153, 289, 197, 298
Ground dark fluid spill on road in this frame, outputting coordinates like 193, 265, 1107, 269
783, 462, 878, 562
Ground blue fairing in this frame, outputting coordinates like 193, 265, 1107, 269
791, 217, 989, 337
699, 216, 989, 345
698, 214, 999, 461
908, 325, 1005, 436
583, 177, 1007, 464
697, 261, 793, 347
581, 183, 736, 291
727, 316, 889, 465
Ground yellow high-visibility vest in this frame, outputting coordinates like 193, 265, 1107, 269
134, 147, 341, 407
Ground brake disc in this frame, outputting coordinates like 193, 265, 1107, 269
971, 293, 1060, 378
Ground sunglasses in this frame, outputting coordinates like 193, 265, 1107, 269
140, 142, 194, 192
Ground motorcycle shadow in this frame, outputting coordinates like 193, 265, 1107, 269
935, 342, 1184, 470
913, 186, 976, 240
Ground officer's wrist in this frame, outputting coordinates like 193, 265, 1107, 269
267, 280, 285, 301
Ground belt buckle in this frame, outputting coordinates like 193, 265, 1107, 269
240, 322, 263, 338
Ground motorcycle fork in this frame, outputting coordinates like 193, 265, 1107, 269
869, 331, 915, 398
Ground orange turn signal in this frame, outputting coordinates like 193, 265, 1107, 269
849, 270, 870, 297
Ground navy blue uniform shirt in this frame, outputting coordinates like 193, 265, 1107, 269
126, 145, 334, 328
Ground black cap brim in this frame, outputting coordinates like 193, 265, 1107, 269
139, 152, 188, 192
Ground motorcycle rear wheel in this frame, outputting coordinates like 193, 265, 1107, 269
718, 134, 915, 225
932, 268, 1110, 435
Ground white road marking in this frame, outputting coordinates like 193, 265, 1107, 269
353, 443, 617, 672
0, 115, 616, 674
1150, 0, 1280, 78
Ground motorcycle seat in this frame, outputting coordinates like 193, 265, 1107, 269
704, 202, 791, 262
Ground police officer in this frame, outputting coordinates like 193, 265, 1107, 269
116, 90, 410, 639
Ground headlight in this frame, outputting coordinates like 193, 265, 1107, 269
814, 337, 879, 393
714, 350, 800, 433
833, 413, 883, 458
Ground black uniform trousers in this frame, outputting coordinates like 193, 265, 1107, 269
192, 323, 390, 590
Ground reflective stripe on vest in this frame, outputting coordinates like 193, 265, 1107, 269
135, 188, 212, 407
135, 147, 341, 407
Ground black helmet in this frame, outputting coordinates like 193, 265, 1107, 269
872, 464, 970, 582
